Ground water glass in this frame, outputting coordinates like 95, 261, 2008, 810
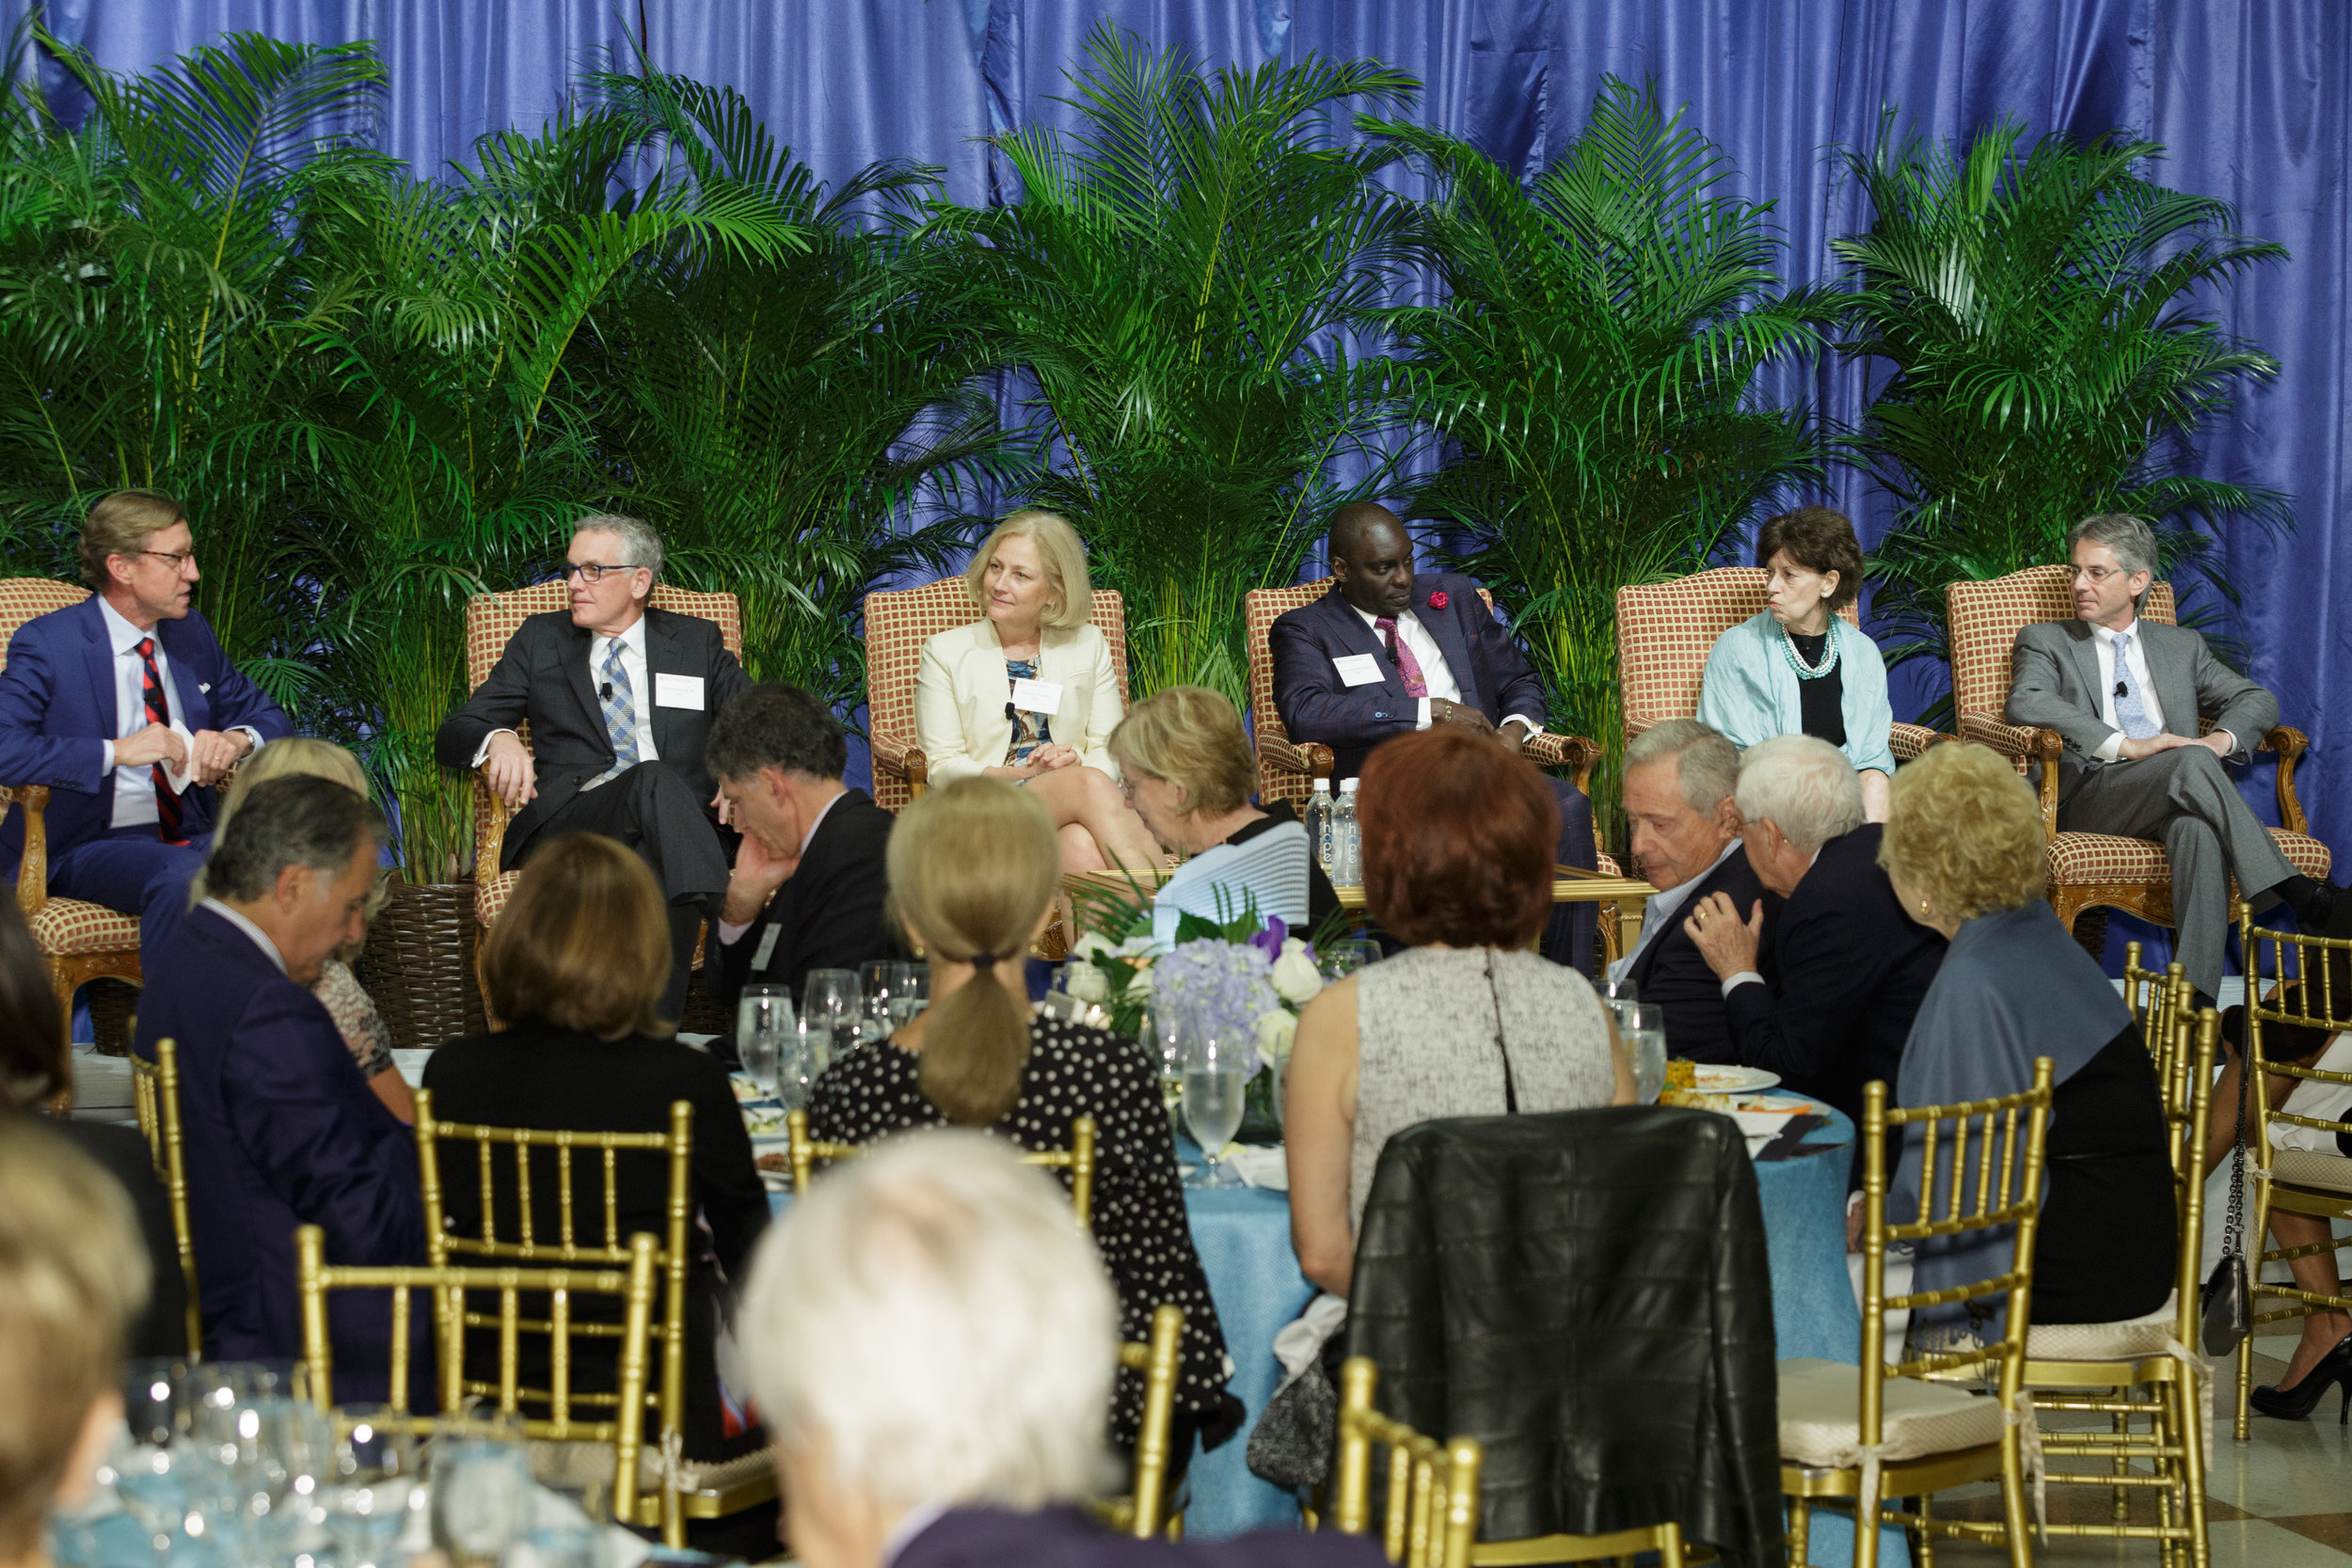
121, 1357, 190, 1448
735, 983, 790, 1095
1597, 974, 1639, 1006
325, 1405, 421, 1568
772, 1017, 823, 1110
1181, 1029, 1248, 1188
430, 1418, 532, 1568
1317, 938, 1378, 980
884, 961, 929, 1028
1143, 1005, 1186, 1119
1619, 1002, 1667, 1105
801, 968, 861, 1054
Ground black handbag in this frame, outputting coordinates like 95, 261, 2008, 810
2201, 1053, 2252, 1356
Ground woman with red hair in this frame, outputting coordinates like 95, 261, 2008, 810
1283, 729, 1632, 1297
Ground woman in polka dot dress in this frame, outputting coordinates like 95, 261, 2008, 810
807, 776, 1242, 1472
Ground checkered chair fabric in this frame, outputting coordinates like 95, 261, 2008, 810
1242, 578, 1617, 874
861, 578, 1130, 816
465, 582, 744, 928
28, 898, 143, 955
1613, 567, 1938, 760
1947, 564, 2328, 929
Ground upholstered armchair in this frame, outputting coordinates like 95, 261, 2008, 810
1946, 565, 2329, 936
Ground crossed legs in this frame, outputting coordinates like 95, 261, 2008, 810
1019, 765, 1161, 877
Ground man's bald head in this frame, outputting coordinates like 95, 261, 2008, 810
1328, 502, 1406, 565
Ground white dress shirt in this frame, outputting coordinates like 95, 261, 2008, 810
97, 596, 266, 829
717, 786, 848, 947
472, 612, 660, 768
199, 895, 286, 974
1350, 604, 1541, 735
2088, 617, 2230, 762
1607, 839, 1740, 985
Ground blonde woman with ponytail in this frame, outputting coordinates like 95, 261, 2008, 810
806, 777, 1240, 1474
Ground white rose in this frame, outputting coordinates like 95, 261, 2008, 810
1126, 965, 1155, 997
1062, 961, 1111, 1004
1071, 932, 1120, 962
1255, 1008, 1298, 1065
1269, 946, 1324, 1006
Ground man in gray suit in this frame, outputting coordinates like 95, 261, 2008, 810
2006, 512, 2336, 1002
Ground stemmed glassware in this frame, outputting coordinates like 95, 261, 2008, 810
801, 969, 860, 1057
325, 1404, 422, 1568
735, 983, 790, 1099
883, 961, 930, 1029
430, 1410, 533, 1568
1316, 938, 1378, 981
1143, 1005, 1186, 1123
1618, 1002, 1667, 1104
1180, 1027, 1248, 1188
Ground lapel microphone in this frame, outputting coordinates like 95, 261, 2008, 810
601, 681, 613, 701
2114, 681, 2127, 699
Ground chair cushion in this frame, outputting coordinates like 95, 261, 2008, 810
476, 869, 522, 927
1776, 1357, 2006, 1469
2025, 1291, 2180, 1361
27, 897, 142, 957
2273, 1148, 2352, 1196
2047, 829, 2330, 888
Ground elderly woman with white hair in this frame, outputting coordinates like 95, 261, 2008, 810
1679, 735, 1947, 1138
738, 1132, 1384, 1568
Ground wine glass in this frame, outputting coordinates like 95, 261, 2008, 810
1316, 938, 1377, 981
860, 960, 899, 1023
326, 1405, 421, 1568
734, 983, 790, 1097
430, 1413, 532, 1568
1619, 1002, 1667, 1105
884, 961, 930, 1029
1598, 974, 1639, 1008
1142, 1005, 1186, 1121
1181, 1028, 1248, 1189
801, 969, 860, 1055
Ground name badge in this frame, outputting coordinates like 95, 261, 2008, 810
752, 925, 782, 970
1009, 676, 1064, 714
1332, 653, 1385, 688
654, 673, 706, 710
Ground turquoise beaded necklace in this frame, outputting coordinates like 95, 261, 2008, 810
1777, 619, 1841, 681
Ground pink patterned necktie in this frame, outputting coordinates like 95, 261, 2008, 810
1373, 616, 1429, 699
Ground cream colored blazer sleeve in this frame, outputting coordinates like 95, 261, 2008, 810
914, 625, 1006, 787
1058, 624, 1124, 776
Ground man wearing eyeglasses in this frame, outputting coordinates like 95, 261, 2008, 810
436, 514, 751, 1021
2008, 511, 2339, 1005
0, 489, 292, 945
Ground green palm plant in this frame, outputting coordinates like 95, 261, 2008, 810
1834, 118, 2288, 708
1372, 77, 1831, 828
931, 21, 1420, 705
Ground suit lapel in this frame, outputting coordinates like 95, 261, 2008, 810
2062, 621, 2105, 713
561, 619, 607, 756
1416, 583, 1477, 708
76, 599, 119, 734
2140, 622, 2199, 733
156, 618, 212, 731
1316, 589, 1409, 699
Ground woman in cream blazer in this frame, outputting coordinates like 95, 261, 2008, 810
914, 511, 1162, 874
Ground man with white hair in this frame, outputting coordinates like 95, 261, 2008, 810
739, 1132, 1382, 1568
1681, 736, 1946, 1135
437, 514, 751, 1020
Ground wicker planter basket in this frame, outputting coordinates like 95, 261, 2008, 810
357, 878, 488, 1053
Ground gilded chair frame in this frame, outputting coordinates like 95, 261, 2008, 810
2121, 944, 2188, 1064
782, 1107, 1099, 1227
126, 1035, 203, 1358
2232, 903, 2352, 1441
413, 1091, 767, 1544
1331, 1356, 1485, 1568
294, 1222, 657, 1528
1783, 1063, 2055, 1568
1099, 1302, 1186, 1540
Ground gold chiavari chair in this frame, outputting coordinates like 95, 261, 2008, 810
1095, 1302, 1185, 1540
126, 1036, 202, 1358
783, 1108, 1099, 1227
2122, 943, 2187, 1059
413, 1092, 771, 1545
2232, 902, 2352, 1441
293, 1222, 658, 1527
1778, 1060, 2056, 1568
1331, 1357, 1486, 1568
2007, 991, 2217, 1568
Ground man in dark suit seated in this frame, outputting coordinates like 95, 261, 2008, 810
1610, 720, 1780, 1063
1680, 736, 1946, 1140
2006, 512, 2339, 1006
1268, 503, 1598, 970
706, 683, 898, 1019
437, 514, 752, 1020
0, 489, 291, 965
134, 775, 422, 1396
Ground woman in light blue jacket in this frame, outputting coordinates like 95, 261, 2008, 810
1697, 507, 1896, 820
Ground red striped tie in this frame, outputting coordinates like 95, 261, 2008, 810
135, 637, 185, 845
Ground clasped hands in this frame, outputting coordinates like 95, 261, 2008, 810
1011, 741, 1082, 779
2117, 729, 2234, 763
1432, 699, 1530, 756
1681, 891, 1767, 980
113, 721, 250, 788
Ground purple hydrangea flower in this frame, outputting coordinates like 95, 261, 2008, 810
1150, 938, 1280, 1078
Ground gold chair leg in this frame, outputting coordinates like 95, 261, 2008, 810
1788, 1496, 1811, 1568
1913, 1494, 1935, 1568
1999, 1419, 2031, 1568
1856, 1484, 1882, 1568
1659, 1523, 1686, 1568
2112, 1408, 2132, 1520
2173, 1374, 2212, 1568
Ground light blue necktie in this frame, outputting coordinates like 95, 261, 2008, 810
590, 639, 642, 786
2111, 631, 2160, 740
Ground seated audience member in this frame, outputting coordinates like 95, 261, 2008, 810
803, 777, 1239, 1466
0, 490, 292, 974
133, 774, 423, 1389
1879, 742, 2173, 1342
144, 736, 411, 1121
1106, 685, 1337, 942
1697, 507, 1897, 821
707, 683, 898, 1019
2006, 511, 2341, 1006
738, 1132, 1381, 1568
1609, 720, 1780, 1062
914, 510, 1160, 876
425, 833, 768, 1466
2207, 934, 2352, 1418
1287, 728, 1632, 1298
0, 898, 186, 1360
436, 513, 752, 1020
0, 1120, 151, 1568
1267, 503, 1598, 971
1680, 736, 1945, 1140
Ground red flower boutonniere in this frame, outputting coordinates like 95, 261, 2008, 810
1426, 590, 1449, 610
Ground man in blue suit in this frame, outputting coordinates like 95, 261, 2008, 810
135, 774, 423, 1397
1268, 503, 1598, 969
0, 489, 291, 945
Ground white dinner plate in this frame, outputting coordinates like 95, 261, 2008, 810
1691, 1064, 1780, 1094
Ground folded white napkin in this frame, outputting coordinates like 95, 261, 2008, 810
160, 720, 195, 795
1225, 1144, 1289, 1190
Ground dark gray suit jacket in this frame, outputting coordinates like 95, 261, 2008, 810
435, 607, 751, 868
2005, 617, 2277, 803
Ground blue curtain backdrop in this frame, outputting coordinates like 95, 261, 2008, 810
9, 2, 2346, 899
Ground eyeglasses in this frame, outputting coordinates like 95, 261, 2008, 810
1117, 774, 1142, 803
2069, 564, 2131, 584
134, 548, 198, 570
560, 562, 643, 583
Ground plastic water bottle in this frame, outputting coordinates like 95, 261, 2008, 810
1332, 778, 1361, 887
1305, 778, 1334, 875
